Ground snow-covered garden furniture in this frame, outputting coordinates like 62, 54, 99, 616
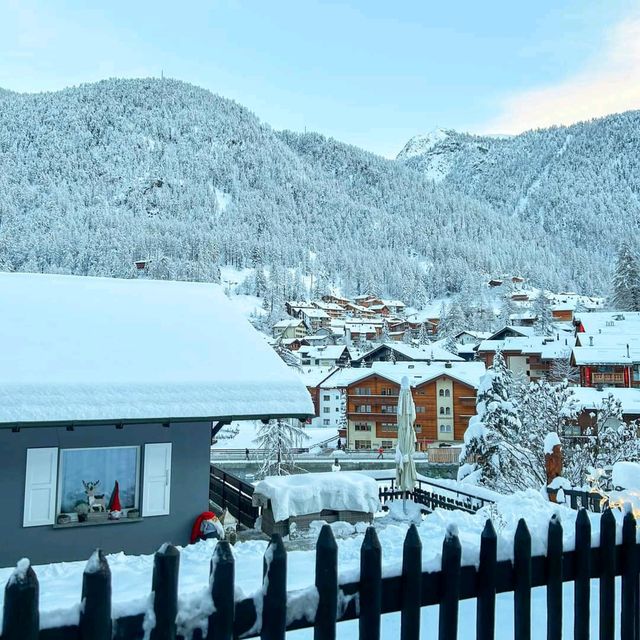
252, 472, 380, 536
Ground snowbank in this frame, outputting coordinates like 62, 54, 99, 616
612, 462, 640, 490
253, 472, 380, 523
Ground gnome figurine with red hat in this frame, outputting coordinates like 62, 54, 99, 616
108, 480, 122, 520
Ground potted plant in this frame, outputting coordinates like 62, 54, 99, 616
75, 502, 90, 522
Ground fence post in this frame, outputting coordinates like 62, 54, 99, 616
574, 508, 591, 640
438, 524, 461, 640
314, 524, 338, 640
621, 510, 637, 640
547, 513, 563, 640
477, 519, 497, 640
79, 549, 112, 640
150, 544, 180, 640
400, 524, 422, 640
599, 508, 615, 640
208, 540, 235, 640
2, 559, 39, 640
262, 534, 287, 640
513, 519, 531, 640
359, 526, 382, 640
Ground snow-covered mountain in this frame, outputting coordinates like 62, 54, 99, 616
396, 128, 493, 182
0, 78, 636, 302
397, 116, 640, 253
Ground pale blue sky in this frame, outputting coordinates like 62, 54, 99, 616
2, 0, 639, 156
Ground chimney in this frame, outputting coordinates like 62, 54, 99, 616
627, 344, 630, 358
589, 336, 594, 347
445, 361, 452, 369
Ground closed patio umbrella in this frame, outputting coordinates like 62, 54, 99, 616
395, 376, 417, 512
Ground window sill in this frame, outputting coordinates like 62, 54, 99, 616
53, 515, 143, 529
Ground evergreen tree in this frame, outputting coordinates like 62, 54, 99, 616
533, 293, 554, 336
417, 322, 430, 346
612, 242, 640, 311
379, 319, 391, 343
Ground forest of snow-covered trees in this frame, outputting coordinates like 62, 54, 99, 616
0, 78, 637, 303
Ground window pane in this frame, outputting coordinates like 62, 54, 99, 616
59, 447, 139, 514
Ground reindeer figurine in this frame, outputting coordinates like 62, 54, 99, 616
83, 480, 106, 512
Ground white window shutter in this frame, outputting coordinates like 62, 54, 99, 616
23, 447, 58, 527
142, 443, 172, 516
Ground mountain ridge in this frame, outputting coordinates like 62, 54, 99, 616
0, 77, 636, 303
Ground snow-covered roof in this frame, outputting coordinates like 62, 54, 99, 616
273, 318, 304, 329
320, 361, 486, 390
575, 311, 640, 335
571, 388, 640, 414
300, 308, 329, 318
571, 346, 638, 365
357, 341, 463, 363
0, 273, 313, 426
300, 345, 347, 360
296, 366, 337, 387
477, 336, 574, 360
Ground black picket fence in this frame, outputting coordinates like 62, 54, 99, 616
3, 507, 639, 640
378, 475, 495, 514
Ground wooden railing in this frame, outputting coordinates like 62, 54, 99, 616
546, 486, 606, 512
3, 510, 639, 639
209, 466, 259, 528
378, 475, 494, 514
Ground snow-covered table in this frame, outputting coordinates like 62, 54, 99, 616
253, 472, 380, 536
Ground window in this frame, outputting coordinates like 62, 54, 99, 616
382, 440, 393, 449
416, 406, 425, 413
381, 405, 397, 414
356, 404, 372, 413
415, 425, 422, 433
323, 395, 330, 401
335, 407, 340, 412
439, 389, 444, 397
58, 446, 140, 518
355, 423, 371, 431
381, 387, 395, 396
323, 407, 330, 413
354, 440, 370, 449
23, 444, 171, 527
440, 424, 452, 433
634, 365, 640, 382
445, 407, 451, 416
354, 387, 371, 396
380, 422, 398, 432
439, 407, 445, 415
323, 419, 330, 425
444, 389, 451, 398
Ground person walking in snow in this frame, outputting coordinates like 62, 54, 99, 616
377, 446, 384, 460
245, 447, 250, 460
332, 458, 341, 472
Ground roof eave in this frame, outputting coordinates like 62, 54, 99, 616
0, 411, 314, 430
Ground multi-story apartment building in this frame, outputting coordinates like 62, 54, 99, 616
319, 361, 485, 450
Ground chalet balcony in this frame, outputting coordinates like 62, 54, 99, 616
591, 372, 625, 385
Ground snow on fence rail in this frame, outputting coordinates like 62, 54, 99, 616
3, 509, 640, 640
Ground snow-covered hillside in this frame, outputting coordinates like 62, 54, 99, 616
397, 114, 640, 297
0, 78, 636, 298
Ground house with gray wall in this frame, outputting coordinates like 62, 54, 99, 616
0, 273, 313, 566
